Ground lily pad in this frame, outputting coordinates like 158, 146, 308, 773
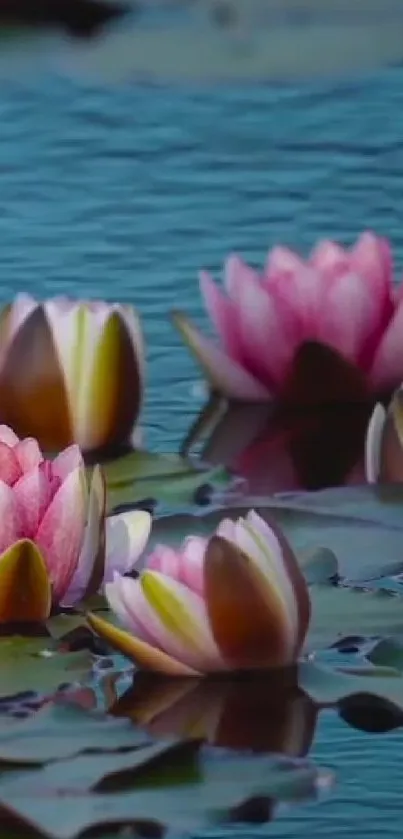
299, 660, 403, 721
308, 586, 403, 652
0, 700, 151, 763
0, 638, 93, 700
0, 738, 200, 794
0, 745, 332, 839
148, 487, 403, 581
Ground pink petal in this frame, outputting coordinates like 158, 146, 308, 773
61, 465, 106, 607
14, 438, 43, 473
0, 481, 20, 554
13, 467, 55, 539
309, 240, 348, 276
147, 545, 182, 578
224, 254, 264, 302
267, 264, 324, 339
229, 268, 299, 387
172, 312, 270, 401
318, 271, 381, 365
7, 293, 38, 340
35, 466, 87, 603
0, 426, 19, 447
265, 245, 306, 278
369, 300, 403, 393
147, 537, 207, 595
199, 271, 242, 361
104, 510, 151, 580
0, 443, 22, 486
51, 444, 84, 481
179, 536, 207, 596
105, 573, 140, 631
350, 231, 392, 291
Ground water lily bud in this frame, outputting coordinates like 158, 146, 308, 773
0, 295, 143, 454
87, 509, 310, 675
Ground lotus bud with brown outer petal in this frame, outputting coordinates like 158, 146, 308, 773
0, 294, 144, 455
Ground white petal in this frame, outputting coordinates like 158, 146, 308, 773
44, 301, 110, 446
105, 510, 151, 579
365, 403, 386, 483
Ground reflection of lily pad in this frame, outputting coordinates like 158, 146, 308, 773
0, 638, 93, 699
99, 449, 230, 511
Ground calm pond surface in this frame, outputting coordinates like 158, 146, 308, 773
0, 34, 403, 837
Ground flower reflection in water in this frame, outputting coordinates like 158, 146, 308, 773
182, 343, 374, 493
111, 668, 317, 757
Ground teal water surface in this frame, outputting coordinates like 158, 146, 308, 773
1, 60, 403, 836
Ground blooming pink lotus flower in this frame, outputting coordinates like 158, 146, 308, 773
0, 293, 143, 453
365, 390, 403, 483
0, 425, 151, 623
88, 510, 310, 676
173, 232, 403, 402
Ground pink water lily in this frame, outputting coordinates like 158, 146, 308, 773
173, 232, 403, 402
0, 425, 151, 622
365, 389, 403, 483
87, 510, 310, 676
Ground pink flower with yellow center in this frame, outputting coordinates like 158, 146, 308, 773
88, 510, 310, 675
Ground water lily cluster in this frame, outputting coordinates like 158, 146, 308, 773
2, 229, 403, 675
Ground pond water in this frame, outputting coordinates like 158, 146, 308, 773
1, 17, 403, 838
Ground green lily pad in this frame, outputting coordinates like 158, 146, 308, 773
298, 547, 339, 585
148, 487, 403, 581
0, 744, 331, 839
0, 738, 199, 793
299, 660, 403, 716
307, 586, 403, 652
367, 638, 403, 671
0, 638, 93, 699
0, 701, 151, 763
